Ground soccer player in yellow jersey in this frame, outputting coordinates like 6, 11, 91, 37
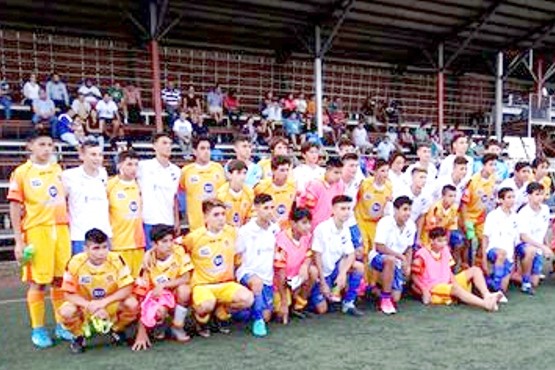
59, 229, 139, 353
182, 199, 253, 337
107, 150, 145, 277
258, 136, 290, 179
255, 155, 296, 225
354, 159, 393, 257
216, 160, 254, 228
180, 135, 226, 231
7, 131, 73, 348
461, 153, 497, 266
531, 157, 551, 199
132, 225, 194, 350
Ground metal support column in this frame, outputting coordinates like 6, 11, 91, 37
315, 25, 324, 138
437, 43, 444, 147
495, 51, 503, 141
150, 40, 163, 132
536, 56, 544, 98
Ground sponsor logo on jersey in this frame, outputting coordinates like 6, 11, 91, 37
233, 213, 240, 224
79, 275, 92, 284
129, 201, 138, 212
371, 203, 381, 213
117, 191, 126, 200
277, 204, 287, 215
213, 254, 224, 267
199, 246, 211, 257
92, 288, 106, 298
204, 183, 214, 193
155, 275, 169, 284
30, 178, 42, 188
48, 185, 58, 198
190, 175, 199, 184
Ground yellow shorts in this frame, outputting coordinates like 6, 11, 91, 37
192, 282, 244, 307
359, 220, 378, 255
23, 225, 71, 285
430, 271, 472, 305
114, 249, 144, 278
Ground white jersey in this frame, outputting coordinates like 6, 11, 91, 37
62, 166, 111, 241
499, 178, 528, 212
517, 204, 550, 244
369, 215, 416, 266
95, 100, 119, 119
343, 172, 365, 227
403, 162, 438, 189
235, 219, 280, 285
431, 175, 467, 207
438, 154, 473, 184
293, 164, 325, 193
484, 207, 519, 261
312, 218, 355, 278
391, 185, 432, 222
388, 169, 407, 194
137, 158, 181, 225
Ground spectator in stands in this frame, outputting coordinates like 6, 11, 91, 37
57, 109, 79, 148
295, 92, 308, 116
23, 73, 40, 106
307, 94, 316, 122
71, 92, 93, 124
259, 91, 273, 115
283, 93, 296, 115
254, 119, 272, 147
46, 73, 69, 112
123, 81, 143, 124
173, 111, 193, 158
414, 120, 430, 144
183, 85, 201, 115
399, 126, 415, 153
376, 134, 396, 161
283, 111, 301, 148
0, 76, 11, 120
96, 92, 121, 139
352, 120, 372, 154
108, 82, 124, 108
85, 109, 105, 150
191, 113, 209, 138
263, 97, 283, 126
161, 80, 181, 126
207, 83, 224, 124
329, 97, 347, 139
78, 78, 102, 107
32, 88, 57, 136
223, 88, 241, 125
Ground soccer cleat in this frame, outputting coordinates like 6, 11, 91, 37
196, 323, 211, 338
210, 319, 232, 335
539, 273, 546, 280
252, 319, 268, 337
341, 302, 364, 317
31, 327, 54, 349
152, 324, 168, 340
328, 286, 342, 303
170, 327, 191, 343
498, 293, 509, 304
379, 298, 397, 315
109, 330, 126, 346
521, 282, 535, 295
290, 309, 308, 320
54, 323, 74, 342
69, 336, 86, 354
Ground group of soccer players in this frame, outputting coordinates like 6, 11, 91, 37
7, 129, 554, 353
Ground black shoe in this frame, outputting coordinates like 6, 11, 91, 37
342, 305, 364, 317
109, 330, 126, 345
196, 323, 211, 338
152, 324, 168, 340
290, 309, 307, 319
69, 336, 86, 354
210, 319, 232, 335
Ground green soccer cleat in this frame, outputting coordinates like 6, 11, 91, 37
252, 319, 267, 338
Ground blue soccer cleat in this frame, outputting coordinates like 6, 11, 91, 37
54, 323, 74, 342
252, 319, 267, 337
31, 327, 54, 349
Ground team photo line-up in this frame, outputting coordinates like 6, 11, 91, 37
8, 129, 554, 353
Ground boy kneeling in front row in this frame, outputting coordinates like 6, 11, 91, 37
412, 227, 503, 311
59, 229, 139, 353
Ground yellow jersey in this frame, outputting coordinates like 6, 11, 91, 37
7, 160, 68, 230
61, 252, 134, 300
529, 173, 552, 197
182, 225, 237, 287
216, 182, 254, 228
461, 172, 496, 224
254, 178, 296, 222
133, 245, 194, 296
107, 176, 145, 251
354, 177, 393, 222
421, 200, 459, 245
180, 162, 226, 231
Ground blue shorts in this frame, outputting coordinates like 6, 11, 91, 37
486, 249, 514, 277
309, 261, 341, 308
349, 224, 363, 250
239, 275, 274, 313
515, 243, 544, 276
370, 253, 405, 291
449, 230, 465, 249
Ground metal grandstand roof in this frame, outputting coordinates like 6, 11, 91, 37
3, 0, 555, 72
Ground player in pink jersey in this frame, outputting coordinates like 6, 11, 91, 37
274, 207, 319, 321
411, 227, 502, 311
299, 158, 345, 229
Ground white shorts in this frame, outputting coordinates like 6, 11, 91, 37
209, 106, 223, 115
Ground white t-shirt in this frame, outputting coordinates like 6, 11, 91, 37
430, 175, 467, 207
95, 100, 119, 119
352, 126, 369, 147
483, 207, 519, 261
369, 215, 416, 265
344, 172, 365, 227
392, 185, 432, 222
294, 98, 307, 113
517, 204, 550, 244
78, 85, 102, 105
499, 177, 529, 212
312, 218, 355, 277
173, 119, 193, 137
403, 162, 438, 189
62, 166, 111, 241
235, 219, 280, 285
438, 154, 474, 184
24, 82, 39, 100
293, 164, 325, 193
137, 158, 181, 225
388, 169, 407, 194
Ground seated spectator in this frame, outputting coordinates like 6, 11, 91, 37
329, 97, 347, 139
46, 73, 69, 111
263, 98, 283, 125
85, 112, 105, 150
108, 82, 124, 107
207, 83, 224, 124
254, 119, 272, 147
96, 92, 121, 139
376, 134, 396, 160
123, 81, 142, 124
283, 93, 297, 115
414, 120, 430, 144
260, 91, 274, 116
294, 92, 308, 116
57, 109, 79, 147
352, 121, 372, 154
161, 80, 181, 126
71, 92, 94, 124
183, 85, 201, 115
399, 126, 415, 153
283, 111, 301, 148
191, 113, 209, 137
78, 78, 102, 107
32, 88, 57, 136
0, 76, 12, 120
173, 111, 193, 157
72, 116, 87, 144
23, 73, 40, 106
223, 88, 241, 124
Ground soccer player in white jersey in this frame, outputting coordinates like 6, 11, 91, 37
341, 152, 365, 254
388, 152, 407, 194
482, 187, 519, 299
431, 156, 468, 207
370, 196, 416, 315
403, 142, 437, 189
62, 139, 111, 254
499, 161, 531, 212
137, 133, 181, 250
293, 141, 324, 193
438, 133, 473, 184
516, 182, 553, 294
236, 193, 280, 337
